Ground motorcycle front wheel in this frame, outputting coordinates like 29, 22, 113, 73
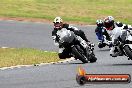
123, 45, 132, 59
72, 46, 88, 63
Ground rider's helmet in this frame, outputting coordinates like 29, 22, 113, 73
53, 17, 63, 30
104, 16, 114, 30
96, 19, 103, 27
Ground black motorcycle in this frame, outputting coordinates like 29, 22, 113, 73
56, 28, 97, 63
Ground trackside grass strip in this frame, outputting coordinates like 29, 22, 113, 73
0, 48, 60, 68
0, 0, 132, 24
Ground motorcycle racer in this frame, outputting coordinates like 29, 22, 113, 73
103, 16, 132, 57
52, 16, 94, 59
95, 19, 111, 48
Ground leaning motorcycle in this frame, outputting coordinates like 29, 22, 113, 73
56, 28, 97, 63
112, 29, 132, 60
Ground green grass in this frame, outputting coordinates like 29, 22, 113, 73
0, 0, 132, 24
0, 48, 60, 68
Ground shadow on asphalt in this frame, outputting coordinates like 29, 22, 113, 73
53, 62, 87, 65
55, 63, 84, 65
68, 62, 87, 64
103, 63, 132, 66
112, 63, 132, 66
54, 61, 98, 65
97, 48, 111, 52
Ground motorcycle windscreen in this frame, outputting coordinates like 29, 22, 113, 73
59, 29, 75, 43
61, 31, 75, 43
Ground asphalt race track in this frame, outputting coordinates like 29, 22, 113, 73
0, 20, 132, 88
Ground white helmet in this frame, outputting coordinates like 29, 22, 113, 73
107, 16, 114, 21
96, 19, 103, 27
104, 16, 114, 22
53, 17, 63, 23
96, 19, 103, 24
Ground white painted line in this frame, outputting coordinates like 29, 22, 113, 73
0, 65, 34, 70
1, 47, 9, 49
44, 51, 57, 53
39, 63, 51, 66
7, 20, 14, 21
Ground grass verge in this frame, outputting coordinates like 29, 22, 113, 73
0, 48, 60, 68
0, 0, 132, 24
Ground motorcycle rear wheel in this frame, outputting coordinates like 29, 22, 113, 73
89, 55, 97, 63
87, 52, 97, 63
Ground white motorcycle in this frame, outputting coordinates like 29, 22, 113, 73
113, 29, 132, 59
122, 29, 132, 59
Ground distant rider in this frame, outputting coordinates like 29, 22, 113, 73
95, 19, 111, 48
52, 16, 94, 59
